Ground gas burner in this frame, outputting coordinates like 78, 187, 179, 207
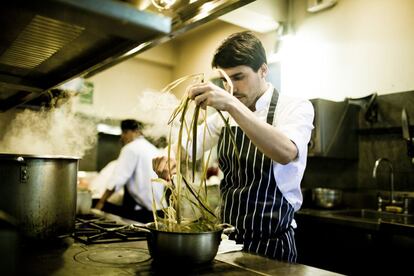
74, 247, 151, 267
73, 214, 147, 244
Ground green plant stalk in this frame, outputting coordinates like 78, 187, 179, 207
175, 97, 190, 224
190, 76, 204, 183
167, 125, 173, 181
217, 110, 240, 165
214, 68, 240, 166
182, 189, 200, 220
169, 178, 179, 226
153, 72, 239, 232
201, 108, 211, 196
151, 187, 158, 229
192, 105, 200, 183
184, 114, 191, 182
162, 73, 205, 93
200, 149, 212, 196
168, 97, 186, 125
182, 176, 217, 218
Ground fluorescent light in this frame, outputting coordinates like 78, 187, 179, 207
97, 124, 122, 135
219, 8, 279, 33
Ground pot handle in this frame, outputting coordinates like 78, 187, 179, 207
1, 156, 26, 163
218, 223, 235, 235
3, 156, 29, 183
129, 224, 152, 234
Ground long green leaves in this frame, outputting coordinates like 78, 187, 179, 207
192, 105, 200, 182
217, 110, 240, 163
152, 71, 239, 232
181, 176, 216, 218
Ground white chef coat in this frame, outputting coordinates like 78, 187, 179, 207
89, 160, 123, 205
188, 83, 314, 212
107, 136, 165, 211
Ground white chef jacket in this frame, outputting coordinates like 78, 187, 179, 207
188, 83, 314, 212
90, 160, 123, 205
107, 136, 165, 211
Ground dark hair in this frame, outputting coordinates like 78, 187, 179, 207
121, 119, 143, 131
211, 31, 267, 72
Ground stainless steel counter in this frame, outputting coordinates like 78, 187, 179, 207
13, 210, 342, 276
297, 208, 414, 234
295, 208, 414, 275
16, 238, 342, 276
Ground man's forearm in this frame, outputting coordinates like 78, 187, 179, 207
95, 188, 115, 209
226, 100, 297, 164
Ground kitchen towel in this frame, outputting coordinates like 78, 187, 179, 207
217, 234, 244, 254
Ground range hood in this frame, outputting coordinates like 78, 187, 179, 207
0, 0, 254, 111
0, 0, 170, 111
308, 99, 359, 159
82, 0, 256, 77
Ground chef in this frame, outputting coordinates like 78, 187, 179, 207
89, 159, 124, 215
153, 31, 314, 262
95, 119, 165, 223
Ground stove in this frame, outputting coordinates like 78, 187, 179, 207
13, 211, 157, 275
73, 214, 147, 244
10, 211, 333, 276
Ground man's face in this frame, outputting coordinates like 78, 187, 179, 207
120, 130, 137, 146
220, 65, 266, 110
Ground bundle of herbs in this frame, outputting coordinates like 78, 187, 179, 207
151, 71, 239, 233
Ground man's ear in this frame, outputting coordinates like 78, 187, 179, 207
260, 63, 268, 78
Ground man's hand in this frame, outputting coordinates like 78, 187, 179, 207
94, 200, 105, 211
152, 156, 177, 181
94, 189, 115, 211
188, 82, 235, 111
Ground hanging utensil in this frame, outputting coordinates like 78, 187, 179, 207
401, 108, 414, 164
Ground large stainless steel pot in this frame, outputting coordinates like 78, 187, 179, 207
0, 210, 19, 275
134, 222, 235, 264
0, 154, 78, 239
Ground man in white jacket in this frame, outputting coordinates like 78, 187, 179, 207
153, 32, 314, 262
95, 119, 165, 223
90, 159, 123, 215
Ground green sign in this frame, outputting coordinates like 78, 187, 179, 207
79, 81, 94, 104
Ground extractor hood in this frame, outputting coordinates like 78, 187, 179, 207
0, 0, 171, 111
83, 0, 256, 78
308, 99, 359, 159
0, 0, 255, 111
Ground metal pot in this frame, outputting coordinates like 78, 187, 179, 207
134, 222, 235, 264
0, 210, 19, 275
76, 189, 92, 215
312, 188, 343, 209
0, 154, 78, 239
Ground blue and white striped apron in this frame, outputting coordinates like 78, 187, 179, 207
217, 89, 297, 262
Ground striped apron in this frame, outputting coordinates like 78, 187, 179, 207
217, 89, 297, 262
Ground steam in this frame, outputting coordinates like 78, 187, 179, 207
133, 74, 208, 145
133, 89, 182, 143
0, 101, 96, 157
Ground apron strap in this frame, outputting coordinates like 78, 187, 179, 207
266, 89, 279, 125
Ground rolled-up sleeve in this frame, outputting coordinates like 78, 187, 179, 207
277, 99, 314, 159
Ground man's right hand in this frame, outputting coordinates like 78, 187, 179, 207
152, 156, 177, 181
94, 200, 105, 211
94, 189, 115, 211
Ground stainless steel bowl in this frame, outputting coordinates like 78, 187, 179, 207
312, 188, 343, 209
